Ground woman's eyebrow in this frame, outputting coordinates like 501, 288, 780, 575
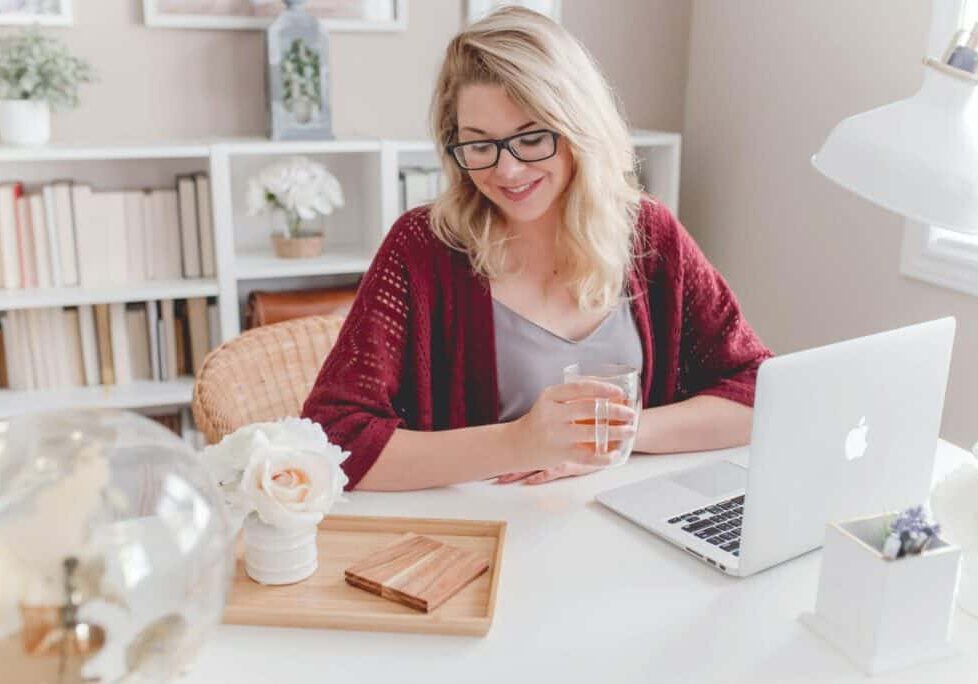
460, 121, 537, 136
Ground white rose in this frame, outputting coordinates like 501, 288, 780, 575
202, 418, 349, 529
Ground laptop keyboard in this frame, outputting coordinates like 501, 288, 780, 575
667, 494, 744, 556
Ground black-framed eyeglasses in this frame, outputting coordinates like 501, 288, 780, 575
446, 129, 560, 170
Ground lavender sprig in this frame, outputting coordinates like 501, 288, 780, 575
882, 506, 941, 560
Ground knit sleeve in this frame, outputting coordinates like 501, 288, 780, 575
300, 210, 424, 489
659, 205, 773, 406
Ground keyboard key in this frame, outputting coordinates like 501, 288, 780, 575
706, 506, 722, 514
692, 509, 706, 515
668, 516, 684, 524
707, 535, 725, 545
720, 541, 739, 552
695, 529, 715, 539
685, 516, 700, 523
682, 520, 712, 533
732, 495, 745, 504
732, 517, 742, 526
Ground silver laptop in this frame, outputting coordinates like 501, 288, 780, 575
596, 317, 955, 577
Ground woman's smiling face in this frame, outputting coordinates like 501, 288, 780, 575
455, 83, 572, 227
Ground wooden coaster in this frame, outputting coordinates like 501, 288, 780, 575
344, 533, 491, 613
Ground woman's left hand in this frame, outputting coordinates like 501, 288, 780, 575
494, 456, 617, 485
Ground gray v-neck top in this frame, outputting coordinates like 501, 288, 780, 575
492, 298, 643, 422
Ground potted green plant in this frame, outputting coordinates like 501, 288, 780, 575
0, 28, 94, 146
246, 156, 345, 258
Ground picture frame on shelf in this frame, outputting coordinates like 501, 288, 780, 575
467, 0, 560, 24
143, 0, 406, 32
0, 0, 72, 26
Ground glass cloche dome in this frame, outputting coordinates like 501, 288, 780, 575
0, 409, 233, 684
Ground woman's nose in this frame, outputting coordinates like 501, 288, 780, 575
493, 147, 526, 178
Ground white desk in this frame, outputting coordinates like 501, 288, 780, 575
183, 440, 977, 684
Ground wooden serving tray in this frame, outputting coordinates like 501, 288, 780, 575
223, 515, 506, 636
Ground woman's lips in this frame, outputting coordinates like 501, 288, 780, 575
499, 177, 543, 202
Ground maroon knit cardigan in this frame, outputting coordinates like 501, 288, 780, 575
302, 199, 773, 489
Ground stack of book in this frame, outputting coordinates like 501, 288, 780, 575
399, 167, 447, 213
0, 297, 219, 391
0, 174, 216, 290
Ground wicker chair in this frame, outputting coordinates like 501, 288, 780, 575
192, 314, 345, 445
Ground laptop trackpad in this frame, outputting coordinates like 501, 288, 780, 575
670, 461, 747, 498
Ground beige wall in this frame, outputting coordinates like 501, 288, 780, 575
682, 0, 978, 448
12, 0, 689, 142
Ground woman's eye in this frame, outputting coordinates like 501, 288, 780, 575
518, 135, 545, 146
469, 143, 494, 154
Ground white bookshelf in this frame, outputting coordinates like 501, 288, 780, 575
0, 279, 219, 312
0, 131, 681, 418
0, 378, 195, 417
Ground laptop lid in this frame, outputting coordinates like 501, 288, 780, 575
736, 317, 955, 576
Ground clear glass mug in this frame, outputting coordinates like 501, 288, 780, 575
562, 362, 641, 467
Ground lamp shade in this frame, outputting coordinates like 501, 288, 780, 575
812, 65, 978, 233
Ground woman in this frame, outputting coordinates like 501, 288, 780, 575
302, 7, 772, 491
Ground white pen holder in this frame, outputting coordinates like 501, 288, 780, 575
800, 513, 961, 675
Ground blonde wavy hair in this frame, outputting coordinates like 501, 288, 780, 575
429, 6, 643, 312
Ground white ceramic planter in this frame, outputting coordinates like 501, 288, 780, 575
801, 513, 961, 675
242, 513, 319, 585
0, 100, 51, 146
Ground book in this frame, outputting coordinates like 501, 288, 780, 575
186, 297, 210, 375
123, 191, 147, 283
0, 183, 21, 289
207, 298, 220, 350
51, 181, 79, 287
93, 303, 115, 385
109, 302, 132, 384
160, 299, 177, 381
174, 300, 188, 376
28, 194, 52, 289
77, 304, 100, 387
194, 174, 216, 278
146, 189, 182, 281
25, 310, 48, 389
63, 308, 86, 387
1, 312, 21, 389
145, 300, 161, 381
48, 307, 72, 388
127, 305, 152, 381
72, 185, 107, 288
177, 175, 202, 278
14, 195, 36, 289
41, 185, 63, 288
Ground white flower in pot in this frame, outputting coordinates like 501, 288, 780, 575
245, 156, 345, 258
203, 417, 349, 585
0, 29, 95, 146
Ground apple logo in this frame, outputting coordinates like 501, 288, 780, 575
845, 416, 869, 461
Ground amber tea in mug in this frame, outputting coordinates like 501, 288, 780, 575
562, 362, 640, 467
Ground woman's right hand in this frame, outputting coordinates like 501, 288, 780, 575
506, 380, 637, 473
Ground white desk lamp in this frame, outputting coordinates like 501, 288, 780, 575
812, 20, 978, 619
812, 23, 978, 234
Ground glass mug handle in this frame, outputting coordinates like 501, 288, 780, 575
593, 397, 610, 455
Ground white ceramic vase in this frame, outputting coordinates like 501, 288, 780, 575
0, 100, 51, 146
242, 512, 319, 585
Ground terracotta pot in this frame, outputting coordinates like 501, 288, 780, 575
272, 231, 324, 259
